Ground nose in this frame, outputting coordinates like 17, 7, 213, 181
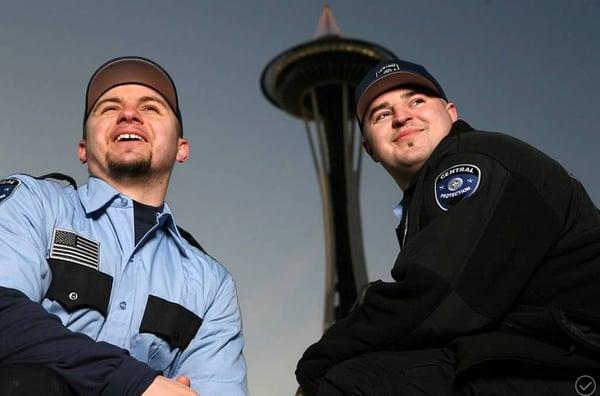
391, 107, 411, 129
117, 103, 142, 125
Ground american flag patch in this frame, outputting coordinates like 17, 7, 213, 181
50, 228, 100, 270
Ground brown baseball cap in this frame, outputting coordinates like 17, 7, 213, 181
84, 56, 182, 132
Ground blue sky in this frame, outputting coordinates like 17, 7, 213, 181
0, 1, 598, 394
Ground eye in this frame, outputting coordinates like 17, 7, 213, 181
98, 105, 119, 114
141, 104, 160, 113
372, 111, 391, 123
409, 97, 426, 107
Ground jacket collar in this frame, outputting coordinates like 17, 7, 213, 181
404, 119, 474, 192
428, 119, 473, 163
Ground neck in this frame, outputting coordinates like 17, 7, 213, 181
387, 163, 423, 192
96, 172, 170, 206
395, 176, 411, 192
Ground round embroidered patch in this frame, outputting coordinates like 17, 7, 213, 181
434, 164, 481, 211
0, 178, 21, 206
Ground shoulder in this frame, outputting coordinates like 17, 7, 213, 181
179, 241, 240, 316
179, 236, 235, 287
444, 128, 568, 180
0, 174, 82, 233
189, 244, 233, 281
432, 127, 575, 215
456, 128, 540, 157
4, 173, 76, 196
1, 173, 76, 207
0, 175, 80, 245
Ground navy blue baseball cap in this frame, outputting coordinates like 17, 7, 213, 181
355, 59, 447, 125
84, 56, 183, 134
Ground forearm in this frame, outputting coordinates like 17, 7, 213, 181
171, 276, 248, 395
295, 270, 451, 395
0, 287, 160, 396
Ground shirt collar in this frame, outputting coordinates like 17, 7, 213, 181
78, 177, 121, 214
79, 177, 188, 257
393, 200, 403, 220
158, 203, 188, 257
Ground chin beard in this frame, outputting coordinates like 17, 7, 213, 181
107, 156, 152, 179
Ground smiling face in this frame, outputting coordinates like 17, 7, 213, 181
362, 87, 458, 189
79, 84, 188, 184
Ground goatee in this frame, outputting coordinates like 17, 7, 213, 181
107, 157, 152, 179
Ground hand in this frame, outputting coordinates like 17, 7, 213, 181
142, 375, 198, 395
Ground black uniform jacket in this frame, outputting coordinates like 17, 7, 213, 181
296, 120, 600, 395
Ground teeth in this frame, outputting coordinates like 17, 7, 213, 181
117, 133, 143, 142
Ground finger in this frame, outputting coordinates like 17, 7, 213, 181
175, 375, 191, 387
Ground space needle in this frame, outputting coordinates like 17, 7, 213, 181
261, 6, 396, 327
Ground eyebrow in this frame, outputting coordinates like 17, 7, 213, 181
367, 90, 423, 121
138, 95, 169, 108
399, 90, 421, 100
92, 95, 169, 113
367, 102, 391, 122
92, 97, 121, 114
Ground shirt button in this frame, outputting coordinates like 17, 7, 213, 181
119, 301, 127, 310
68, 291, 78, 301
120, 197, 127, 206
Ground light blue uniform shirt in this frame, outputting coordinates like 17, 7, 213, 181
0, 174, 248, 395
393, 201, 403, 221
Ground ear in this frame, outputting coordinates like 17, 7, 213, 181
78, 139, 87, 163
362, 139, 378, 163
446, 102, 458, 122
176, 138, 189, 163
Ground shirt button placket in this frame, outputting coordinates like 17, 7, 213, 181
118, 255, 136, 314
105, 255, 136, 346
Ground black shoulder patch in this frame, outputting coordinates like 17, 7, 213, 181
0, 178, 21, 206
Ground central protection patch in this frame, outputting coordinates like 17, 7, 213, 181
434, 164, 481, 211
0, 178, 21, 206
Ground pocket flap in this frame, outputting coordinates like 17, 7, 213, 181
139, 295, 203, 350
46, 258, 113, 316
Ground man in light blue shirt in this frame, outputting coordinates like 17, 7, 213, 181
0, 57, 247, 395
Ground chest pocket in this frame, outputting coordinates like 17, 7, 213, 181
45, 258, 113, 316
140, 295, 203, 351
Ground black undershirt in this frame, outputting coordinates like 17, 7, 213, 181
133, 200, 164, 245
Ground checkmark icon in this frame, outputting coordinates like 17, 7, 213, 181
579, 380, 592, 391
575, 375, 596, 396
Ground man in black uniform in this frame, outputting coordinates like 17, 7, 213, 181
295, 59, 600, 395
